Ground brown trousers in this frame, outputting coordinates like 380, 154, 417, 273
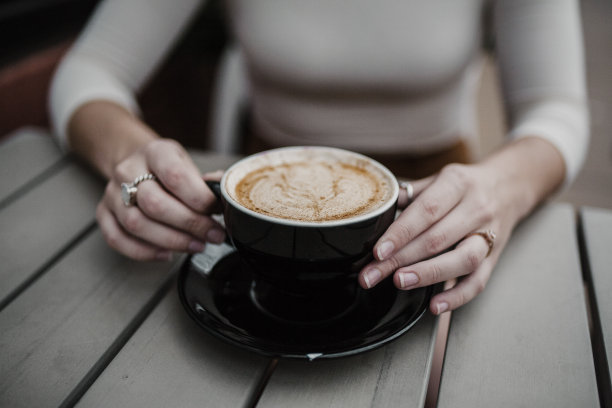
243, 130, 472, 180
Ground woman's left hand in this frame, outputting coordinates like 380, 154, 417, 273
358, 162, 522, 315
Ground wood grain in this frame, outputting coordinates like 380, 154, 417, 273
258, 313, 438, 408
0, 128, 63, 204
438, 204, 599, 407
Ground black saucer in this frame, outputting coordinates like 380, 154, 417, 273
177, 244, 432, 360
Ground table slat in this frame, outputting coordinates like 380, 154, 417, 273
0, 162, 102, 306
438, 204, 599, 407
581, 206, 612, 384
258, 313, 438, 408
76, 290, 269, 408
0, 128, 63, 204
72, 152, 264, 407
0, 231, 178, 408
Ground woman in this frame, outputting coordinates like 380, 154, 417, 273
49, 0, 588, 315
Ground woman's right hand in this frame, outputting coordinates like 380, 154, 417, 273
96, 138, 226, 261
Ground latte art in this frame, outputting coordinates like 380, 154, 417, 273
234, 160, 392, 222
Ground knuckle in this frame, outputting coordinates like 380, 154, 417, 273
146, 138, 167, 154
441, 164, 469, 187
159, 166, 185, 191
464, 248, 482, 271
384, 256, 402, 274
473, 192, 495, 223
113, 161, 131, 181
424, 232, 447, 254
122, 210, 142, 232
168, 235, 191, 251
184, 214, 208, 235
419, 199, 440, 220
458, 291, 470, 308
428, 262, 443, 283
139, 191, 164, 217
143, 140, 159, 157
147, 138, 183, 158
473, 277, 487, 295
102, 227, 121, 250
161, 137, 182, 150
394, 222, 416, 243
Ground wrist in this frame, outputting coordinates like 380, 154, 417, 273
68, 101, 159, 178
477, 137, 565, 222
106, 116, 158, 175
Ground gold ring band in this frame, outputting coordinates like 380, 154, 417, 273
465, 229, 496, 257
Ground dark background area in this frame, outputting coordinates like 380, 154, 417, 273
0, 0, 229, 149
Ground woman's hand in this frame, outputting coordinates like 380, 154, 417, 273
96, 138, 225, 261
358, 137, 566, 315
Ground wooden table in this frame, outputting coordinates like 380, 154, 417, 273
0, 128, 608, 407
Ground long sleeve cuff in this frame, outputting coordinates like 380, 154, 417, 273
507, 99, 589, 188
49, 54, 141, 151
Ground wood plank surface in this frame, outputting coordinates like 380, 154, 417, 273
0, 146, 241, 407
0, 127, 63, 204
0, 162, 102, 306
258, 313, 438, 408
581, 206, 612, 383
76, 290, 269, 408
0, 231, 179, 408
437, 204, 599, 407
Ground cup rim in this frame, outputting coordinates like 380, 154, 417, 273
220, 146, 399, 227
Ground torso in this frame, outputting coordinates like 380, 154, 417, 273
226, 0, 485, 154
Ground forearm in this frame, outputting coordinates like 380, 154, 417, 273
479, 136, 566, 222
67, 101, 159, 179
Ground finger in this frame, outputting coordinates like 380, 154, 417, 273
360, 199, 485, 288
106, 184, 208, 253
97, 203, 172, 261
136, 181, 225, 243
202, 170, 224, 181
391, 196, 494, 265
145, 140, 217, 213
429, 258, 494, 315
397, 175, 435, 209
375, 168, 466, 261
393, 234, 490, 289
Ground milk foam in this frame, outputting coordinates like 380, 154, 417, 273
230, 155, 392, 222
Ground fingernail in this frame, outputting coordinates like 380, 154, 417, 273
399, 272, 419, 288
363, 268, 382, 289
188, 241, 206, 253
436, 302, 449, 315
206, 228, 226, 244
376, 241, 394, 260
156, 251, 173, 261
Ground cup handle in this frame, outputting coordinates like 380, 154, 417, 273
205, 180, 222, 201
204, 179, 234, 246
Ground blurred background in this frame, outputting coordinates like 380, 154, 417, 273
0, 0, 610, 209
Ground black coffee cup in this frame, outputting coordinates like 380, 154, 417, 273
206, 146, 399, 323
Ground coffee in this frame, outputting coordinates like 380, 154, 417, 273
228, 152, 393, 222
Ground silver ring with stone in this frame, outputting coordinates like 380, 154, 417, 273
121, 173, 156, 207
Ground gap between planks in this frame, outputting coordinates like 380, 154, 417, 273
58, 256, 187, 408
0, 221, 98, 312
576, 209, 612, 408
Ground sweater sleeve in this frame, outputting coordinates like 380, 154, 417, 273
493, 0, 589, 186
49, 0, 205, 151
